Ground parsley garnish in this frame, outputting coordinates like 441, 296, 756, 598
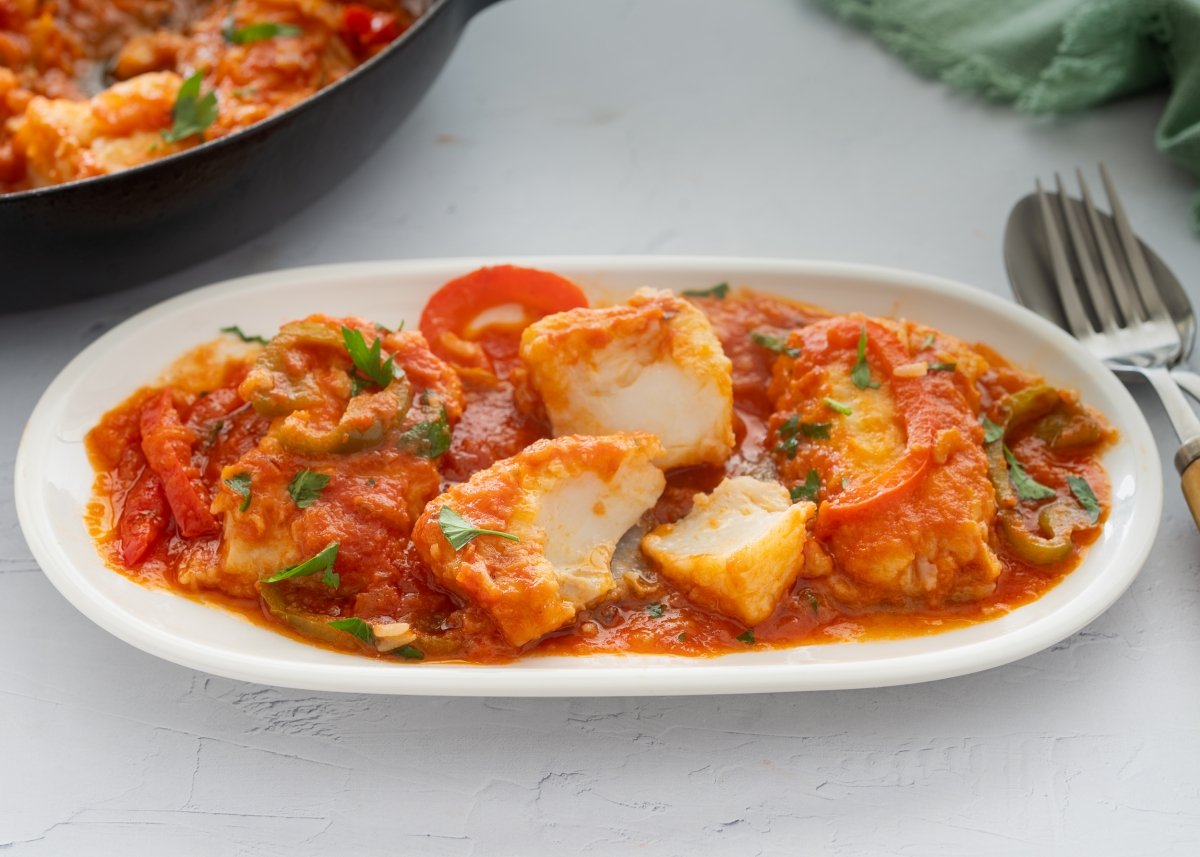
982, 417, 1004, 444
1067, 475, 1101, 523
392, 644, 424, 660
800, 422, 831, 439
735, 629, 756, 644
1003, 447, 1056, 502
804, 590, 820, 614
348, 371, 367, 397
437, 507, 520, 550
398, 408, 452, 458
750, 331, 800, 358
677, 633, 687, 642
287, 470, 330, 509
223, 20, 302, 44
646, 603, 665, 618
220, 325, 269, 344
163, 71, 218, 143
929, 362, 957, 372
224, 472, 252, 512
264, 541, 340, 589
682, 282, 729, 299
851, 324, 879, 389
327, 617, 373, 645
920, 333, 936, 350
790, 469, 820, 502
206, 419, 225, 446
776, 416, 801, 459
823, 397, 852, 416
341, 325, 399, 389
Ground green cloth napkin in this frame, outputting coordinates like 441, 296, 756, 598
815, 0, 1200, 227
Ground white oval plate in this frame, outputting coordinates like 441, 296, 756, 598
15, 257, 1161, 696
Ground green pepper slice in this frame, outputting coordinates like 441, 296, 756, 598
259, 583, 370, 653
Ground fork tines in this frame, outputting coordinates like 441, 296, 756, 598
1035, 164, 1179, 365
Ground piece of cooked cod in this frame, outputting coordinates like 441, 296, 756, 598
411, 433, 667, 647
519, 288, 735, 469
641, 476, 814, 626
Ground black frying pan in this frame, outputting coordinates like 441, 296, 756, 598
0, 0, 498, 311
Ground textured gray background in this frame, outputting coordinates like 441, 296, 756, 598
3, 1, 1199, 853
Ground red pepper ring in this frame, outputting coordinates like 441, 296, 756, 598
419, 265, 589, 374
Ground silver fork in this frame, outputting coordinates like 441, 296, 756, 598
1037, 165, 1200, 528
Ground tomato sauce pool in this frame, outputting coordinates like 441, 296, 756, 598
85, 289, 1111, 663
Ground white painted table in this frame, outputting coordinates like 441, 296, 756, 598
3, 1, 1198, 852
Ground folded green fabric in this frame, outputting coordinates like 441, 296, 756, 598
815, 0, 1200, 228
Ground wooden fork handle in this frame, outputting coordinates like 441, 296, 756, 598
1177, 439, 1200, 530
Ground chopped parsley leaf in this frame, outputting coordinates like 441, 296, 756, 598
790, 469, 820, 502
929, 362, 957, 372
392, 644, 424, 660
750, 331, 800, 358
682, 282, 730, 299
220, 325, 269, 344
398, 407, 452, 458
163, 71, 218, 143
264, 542, 340, 588
800, 422, 831, 439
646, 603, 666, 618
851, 324, 880, 389
341, 325, 400, 389
327, 617, 374, 645
735, 629, 756, 644
1067, 475, 1101, 523
438, 507, 520, 551
1003, 446, 1056, 502
224, 472, 252, 512
223, 20, 303, 44
287, 470, 330, 509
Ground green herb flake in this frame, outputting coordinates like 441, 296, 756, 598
735, 629, 756, 645
790, 469, 820, 503
1067, 475, 1101, 523
264, 541, 339, 585
804, 590, 820, 614
646, 603, 666, 618
398, 408, 452, 459
982, 416, 1004, 445
287, 469, 331, 509
823, 397, 852, 416
224, 472, 252, 512
920, 333, 936, 350
776, 416, 801, 459
800, 422, 831, 439
750, 331, 800, 358
851, 324, 880, 390
223, 20, 303, 44
682, 282, 730, 299
163, 71, 218, 144
341, 325, 399, 389
207, 419, 225, 446
1003, 447, 1057, 502
929, 362, 957, 372
392, 644, 424, 660
677, 633, 688, 642
327, 617, 374, 645
220, 325, 269, 345
438, 507, 520, 551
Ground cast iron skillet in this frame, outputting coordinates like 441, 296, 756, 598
0, 0, 499, 311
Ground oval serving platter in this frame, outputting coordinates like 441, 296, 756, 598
14, 257, 1161, 696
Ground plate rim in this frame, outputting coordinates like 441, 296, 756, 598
14, 255, 1163, 696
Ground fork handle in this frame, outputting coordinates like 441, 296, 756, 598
1143, 366, 1200, 530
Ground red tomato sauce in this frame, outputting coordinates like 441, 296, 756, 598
85, 287, 1113, 664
